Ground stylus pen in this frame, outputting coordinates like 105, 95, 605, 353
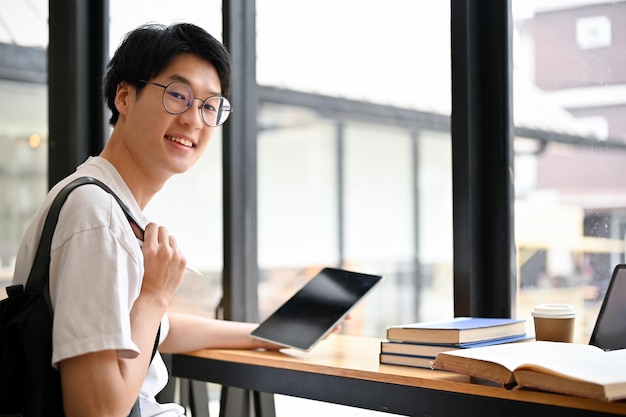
129, 217, 204, 279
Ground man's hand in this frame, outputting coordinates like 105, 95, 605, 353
140, 223, 186, 306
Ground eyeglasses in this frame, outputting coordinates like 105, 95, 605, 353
140, 80, 232, 127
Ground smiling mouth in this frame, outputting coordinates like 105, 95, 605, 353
166, 135, 194, 148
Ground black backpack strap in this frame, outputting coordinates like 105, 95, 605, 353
22, 176, 159, 417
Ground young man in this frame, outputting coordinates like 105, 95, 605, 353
12, 23, 283, 417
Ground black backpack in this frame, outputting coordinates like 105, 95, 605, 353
0, 177, 158, 417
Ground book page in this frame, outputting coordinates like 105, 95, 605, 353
515, 348, 626, 384
439, 341, 601, 372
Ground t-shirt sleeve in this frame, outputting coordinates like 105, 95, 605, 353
49, 188, 143, 367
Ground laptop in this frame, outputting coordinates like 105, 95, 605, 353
251, 267, 383, 351
589, 264, 626, 351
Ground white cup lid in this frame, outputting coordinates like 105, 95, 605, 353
532, 303, 576, 318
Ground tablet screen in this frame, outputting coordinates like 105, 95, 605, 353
589, 264, 626, 351
251, 267, 383, 351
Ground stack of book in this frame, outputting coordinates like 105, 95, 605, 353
380, 317, 533, 369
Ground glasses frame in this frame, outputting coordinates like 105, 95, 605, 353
139, 80, 233, 127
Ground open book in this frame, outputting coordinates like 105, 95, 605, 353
432, 341, 626, 401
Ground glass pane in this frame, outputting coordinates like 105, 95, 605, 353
258, 113, 339, 268
0, 1, 48, 293
257, 1, 452, 338
109, 0, 225, 316
513, 1, 626, 343
257, 110, 340, 318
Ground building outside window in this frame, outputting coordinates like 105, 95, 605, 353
513, 0, 626, 342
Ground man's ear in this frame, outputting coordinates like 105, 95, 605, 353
114, 82, 132, 116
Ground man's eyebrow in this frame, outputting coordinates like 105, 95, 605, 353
165, 74, 191, 84
163, 74, 222, 96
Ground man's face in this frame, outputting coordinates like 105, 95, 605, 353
117, 54, 222, 181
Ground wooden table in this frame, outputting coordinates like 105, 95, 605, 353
172, 335, 626, 417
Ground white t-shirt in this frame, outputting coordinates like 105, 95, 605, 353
12, 156, 185, 417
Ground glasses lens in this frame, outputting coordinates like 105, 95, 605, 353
201, 96, 232, 126
163, 82, 193, 114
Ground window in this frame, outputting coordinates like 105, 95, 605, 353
0, 1, 48, 293
513, 1, 626, 343
256, 1, 453, 336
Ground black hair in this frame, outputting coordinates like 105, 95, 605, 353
103, 23, 232, 126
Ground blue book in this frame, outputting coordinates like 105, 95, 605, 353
386, 317, 527, 344
379, 352, 436, 369
381, 333, 534, 357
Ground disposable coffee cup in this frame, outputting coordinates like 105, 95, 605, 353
531, 304, 576, 342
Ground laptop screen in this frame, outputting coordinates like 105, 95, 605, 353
589, 264, 626, 351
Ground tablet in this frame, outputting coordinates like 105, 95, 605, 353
589, 264, 626, 351
251, 267, 383, 351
